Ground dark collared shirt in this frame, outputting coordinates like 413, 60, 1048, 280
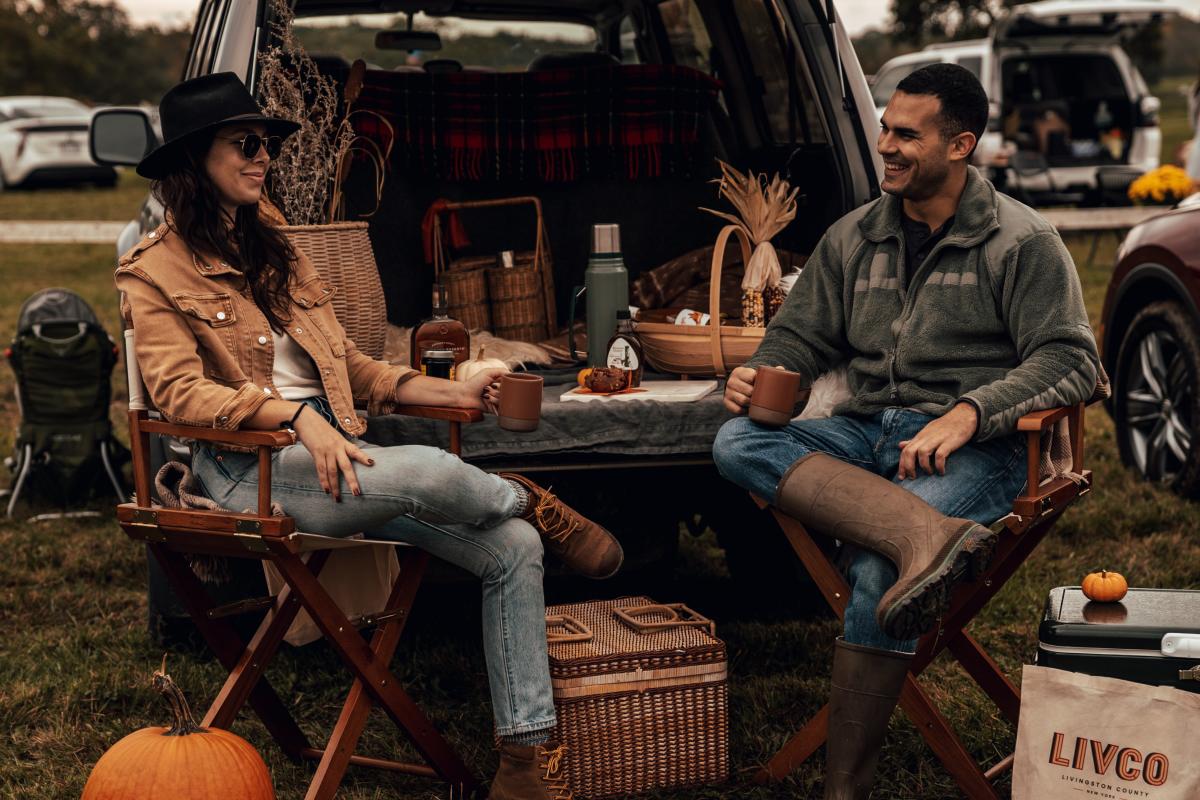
900, 212, 955, 288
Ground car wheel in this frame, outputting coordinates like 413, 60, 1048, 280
1113, 300, 1200, 494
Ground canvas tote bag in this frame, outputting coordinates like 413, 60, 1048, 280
1014, 665, 1200, 800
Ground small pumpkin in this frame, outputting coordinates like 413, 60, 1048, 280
455, 346, 508, 382
82, 658, 275, 799
1081, 570, 1128, 603
576, 367, 594, 387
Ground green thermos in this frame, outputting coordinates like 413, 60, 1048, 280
569, 223, 629, 367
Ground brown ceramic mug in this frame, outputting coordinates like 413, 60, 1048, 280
498, 372, 544, 432
749, 366, 802, 426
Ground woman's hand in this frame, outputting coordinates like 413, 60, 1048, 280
292, 405, 373, 501
460, 367, 508, 414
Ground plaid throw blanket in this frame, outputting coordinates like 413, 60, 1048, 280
348, 65, 721, 182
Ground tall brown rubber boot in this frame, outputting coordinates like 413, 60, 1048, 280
824, 638, 912, 799
774, 452, 998, 640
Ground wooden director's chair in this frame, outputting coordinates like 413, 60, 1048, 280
753, 402, 1092, 798
115, 223, 487, 799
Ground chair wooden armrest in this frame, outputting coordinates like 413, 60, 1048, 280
390, 405, 484, 424
140, 419, 295, 447
1011, 402, 1088, 522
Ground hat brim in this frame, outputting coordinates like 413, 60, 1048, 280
136, 115, 301, 179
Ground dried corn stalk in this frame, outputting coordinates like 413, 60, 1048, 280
257, 0, 353, 224
700, 160, 799, 326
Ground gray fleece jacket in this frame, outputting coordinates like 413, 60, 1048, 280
747, 167, 1099, 441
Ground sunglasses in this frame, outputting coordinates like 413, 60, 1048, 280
225, 133, 284, 160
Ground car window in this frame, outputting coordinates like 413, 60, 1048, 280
871, 60, 936, 106
657, 0, 826, 144
957, 55, 983, 81
186, 0, 232, 79
1003, 55, 1125, 102
618, 16, 641, 64
290, 14, 597, 72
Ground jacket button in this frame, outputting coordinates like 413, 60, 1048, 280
258, 335, 268, 345
263, 387, 271, 394
218, 415, 229, 424
216, 311, 227, 321
147, 231, 157, 239
343, 417, 351, 425
295, 327, 302, 334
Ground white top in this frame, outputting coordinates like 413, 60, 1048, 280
271, 330, 324, 400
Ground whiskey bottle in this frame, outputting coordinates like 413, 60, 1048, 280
410, 283, 470, 371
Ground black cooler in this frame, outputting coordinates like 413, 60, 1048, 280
1036, 586, 1200, 693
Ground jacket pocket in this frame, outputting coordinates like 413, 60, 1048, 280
291, 278, 345, 357
173, 292, 237, 327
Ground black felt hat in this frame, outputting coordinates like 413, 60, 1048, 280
136, 72, 300, 179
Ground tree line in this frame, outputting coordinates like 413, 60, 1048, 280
0, 0, 1194, 107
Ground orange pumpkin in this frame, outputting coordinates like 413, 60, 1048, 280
1081, 570, 1128, 603
576, 368, 594, 387
82, 659, 275, 799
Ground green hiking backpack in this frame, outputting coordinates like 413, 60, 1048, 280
5, 288, 128, 516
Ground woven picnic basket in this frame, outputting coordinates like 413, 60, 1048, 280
545, 596, 729, 798
282, 221, 388, 359
635, 224, 764, 377
429, 196, 556, 342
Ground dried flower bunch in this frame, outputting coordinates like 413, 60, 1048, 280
701, 160, 799, 326
257, 0, 353, 224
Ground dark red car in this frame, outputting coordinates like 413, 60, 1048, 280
1100, 197, 1200, 494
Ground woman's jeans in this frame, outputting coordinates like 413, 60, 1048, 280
713, 409, 1027, 653
192, 411, 556, 737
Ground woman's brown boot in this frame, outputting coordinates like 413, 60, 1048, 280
501, 473, 623, 579
774, 452, 998, 640
488, 741, 574, 800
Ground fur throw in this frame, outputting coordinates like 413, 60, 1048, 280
795, 366, 852, 421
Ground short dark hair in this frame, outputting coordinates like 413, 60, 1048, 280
895, 63, 988, 148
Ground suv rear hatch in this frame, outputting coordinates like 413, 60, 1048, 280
992, 0, 1177, 169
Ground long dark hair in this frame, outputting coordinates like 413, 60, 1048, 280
151, 133, 296, 333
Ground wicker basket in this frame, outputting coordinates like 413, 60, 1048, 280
429, 196, 556, 342
545, 596, 729, 798
441, 254, 492, 332
282, 221, 388, 360
635, 224, 764, 377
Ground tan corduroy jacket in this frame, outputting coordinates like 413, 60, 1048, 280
115, 222, 416, 436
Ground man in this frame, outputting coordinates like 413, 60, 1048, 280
712, 64, 1099, 799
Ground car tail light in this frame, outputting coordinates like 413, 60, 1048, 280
1137, 95, 1160, 127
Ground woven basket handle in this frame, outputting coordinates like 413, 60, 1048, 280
613, 603, 716, 637
431, 196, 555, 334
709, 224, 754, 378
545, 613, 594, 644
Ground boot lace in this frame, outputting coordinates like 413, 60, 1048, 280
531, 488, 582, 543
538, 744, 573, 799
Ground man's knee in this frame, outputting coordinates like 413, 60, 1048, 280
712, 416, 760, 477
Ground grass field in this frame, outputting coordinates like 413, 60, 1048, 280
0, 170, 149, 222
2, 90, 1199, 800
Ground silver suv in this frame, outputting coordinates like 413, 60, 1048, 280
871, 0, 1174, 205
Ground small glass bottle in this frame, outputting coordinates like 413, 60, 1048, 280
605, 309, 644, 388
410, 283, 470, 371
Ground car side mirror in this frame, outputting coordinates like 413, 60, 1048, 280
90, 108, 159, 167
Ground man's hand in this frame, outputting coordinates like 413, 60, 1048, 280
723, 366, 758, 414
897, 402, 979, 479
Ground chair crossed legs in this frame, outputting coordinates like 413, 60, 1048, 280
117, 401, 486, 800
752, 404, 1091, 798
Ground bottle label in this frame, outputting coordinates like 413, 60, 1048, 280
606, 339, 639, 370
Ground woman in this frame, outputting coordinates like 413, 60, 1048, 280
116, 72, 622, 799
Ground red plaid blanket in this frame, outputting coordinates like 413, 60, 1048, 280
347, 65, 721, 182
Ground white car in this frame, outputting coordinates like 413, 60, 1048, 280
0, 96, 116, 191
870, 0, 1177, 205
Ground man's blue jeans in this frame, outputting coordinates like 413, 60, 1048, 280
713, 409, 1027, 653
192, 428, 556, 739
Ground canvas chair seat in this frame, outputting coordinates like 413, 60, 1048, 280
752, 374, 1106, 798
